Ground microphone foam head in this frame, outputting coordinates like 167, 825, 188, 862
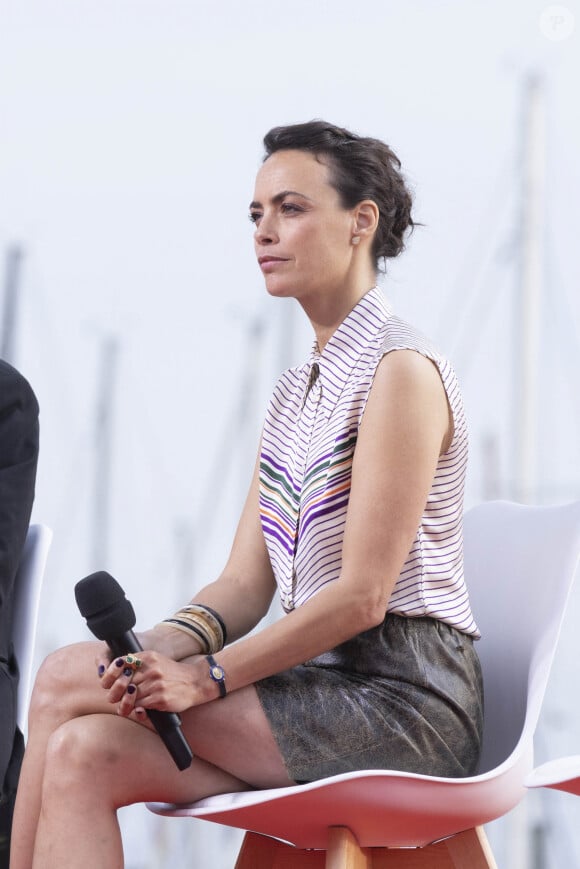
75, 571, 136, 639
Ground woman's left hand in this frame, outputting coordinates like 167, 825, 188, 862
99, 650, 209, 720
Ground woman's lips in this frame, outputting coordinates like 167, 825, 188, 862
259, 256, 289, 272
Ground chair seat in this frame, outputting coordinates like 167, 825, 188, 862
149, 752, 530, 849
148, 501, 580, 866
524, 755, 580, 796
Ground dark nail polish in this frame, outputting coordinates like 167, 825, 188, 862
127, 684, 136, 695
98, 664, 105, 677
123, 667, 133, 677
115, 659, 124, 667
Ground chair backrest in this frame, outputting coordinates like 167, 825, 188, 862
464, 500, 580, 773
12, 523, 52, 734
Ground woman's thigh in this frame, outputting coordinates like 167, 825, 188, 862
174, 683, 296, 789
45, 684, 294, 809
34, 642, 294, 796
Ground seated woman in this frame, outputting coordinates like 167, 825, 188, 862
11, 120, 483, 869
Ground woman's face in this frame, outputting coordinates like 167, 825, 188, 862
250, 149, 357, 303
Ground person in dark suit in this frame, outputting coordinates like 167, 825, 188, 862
0, 360, 39, 867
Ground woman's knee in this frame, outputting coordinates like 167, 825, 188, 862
42, 716, 121, 799
29, 642, 103, 728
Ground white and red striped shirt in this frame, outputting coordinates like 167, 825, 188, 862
259, 287, 479, 637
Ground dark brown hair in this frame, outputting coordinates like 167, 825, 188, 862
263, 120, 416, 271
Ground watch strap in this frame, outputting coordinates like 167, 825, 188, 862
206, 654, 226, 699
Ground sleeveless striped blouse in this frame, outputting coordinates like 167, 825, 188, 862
259, 287, 479, 637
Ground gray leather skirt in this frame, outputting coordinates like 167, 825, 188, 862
255, 614, 484, 783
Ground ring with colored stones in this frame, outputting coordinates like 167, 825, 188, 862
124, 655, 142, 671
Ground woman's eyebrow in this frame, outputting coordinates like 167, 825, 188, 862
249, 190, 314, 210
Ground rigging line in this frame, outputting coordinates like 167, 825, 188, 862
544, 217, 580, 361
149, 310, 271, 608
191, 315, 267, 556
434, 148, 516, 353
542, 302, 580, 443
118, 305, 270, 516
450, 245, 515, 379
38, 436, 92, 552
117, 351, 186, 502
542, 218, 580, 453
19, 253, 82, 427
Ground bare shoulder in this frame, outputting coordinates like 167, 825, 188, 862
361, 349, 452, 454
373, 347, 444, 389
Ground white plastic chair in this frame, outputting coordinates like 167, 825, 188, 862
12, 523, 52, 735
148, 501, 580, 868
525, 756, 580, 797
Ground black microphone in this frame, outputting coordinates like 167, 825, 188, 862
75, 571, 193, 771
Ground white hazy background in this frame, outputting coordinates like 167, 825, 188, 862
2, 1, 580, 866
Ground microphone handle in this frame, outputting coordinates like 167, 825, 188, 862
108, 631, 193, 771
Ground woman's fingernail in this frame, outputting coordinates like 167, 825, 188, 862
123, 667, 133, 677
115, 659, 124, 667
127, 684, 136, 695
98, 664, 106, 677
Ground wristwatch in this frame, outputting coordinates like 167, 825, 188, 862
206, 654, 226, 698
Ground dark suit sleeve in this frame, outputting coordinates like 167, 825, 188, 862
0, 361, 39, 662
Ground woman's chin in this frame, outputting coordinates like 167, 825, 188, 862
263, 277, 296, 299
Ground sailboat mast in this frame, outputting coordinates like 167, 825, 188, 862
514, 73, 546, 504
1, 245, 24, 363
92, 335, 120, 568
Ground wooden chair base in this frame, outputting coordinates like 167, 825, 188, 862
234, 826, 497, 869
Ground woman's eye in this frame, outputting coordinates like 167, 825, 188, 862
248, 212, 262, 224
281, 203, 301, 214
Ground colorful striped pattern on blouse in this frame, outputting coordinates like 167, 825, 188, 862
259, 287, 479, 637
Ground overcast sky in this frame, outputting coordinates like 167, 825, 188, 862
2, 1, 580, 865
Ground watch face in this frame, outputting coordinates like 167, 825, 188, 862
211, 665, 224, 680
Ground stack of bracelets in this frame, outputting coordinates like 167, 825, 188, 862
159, 604, 229, 697
160, 604, 227, 655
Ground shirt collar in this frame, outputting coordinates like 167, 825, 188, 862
305, 286, 393, 418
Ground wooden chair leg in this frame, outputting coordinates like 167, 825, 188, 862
339, 826, 497, 868
235, 830, 325, 868
326, 827, 372, 869
233, 826, 498, 869
440, 827, 498, 869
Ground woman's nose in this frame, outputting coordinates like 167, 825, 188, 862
254, 215, 277, 245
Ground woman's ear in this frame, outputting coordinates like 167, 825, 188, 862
352, 200, 379, 241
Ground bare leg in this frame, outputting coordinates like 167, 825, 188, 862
32, 715, 248, 869
12, 642, 115, 868
12, 642, 293, 869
